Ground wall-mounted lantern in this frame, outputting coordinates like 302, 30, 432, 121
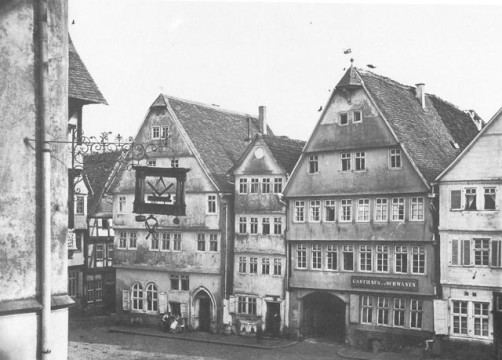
133, 166, 189, 216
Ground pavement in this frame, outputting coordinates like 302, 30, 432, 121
109, 324, 425, 359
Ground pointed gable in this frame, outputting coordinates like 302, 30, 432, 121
261, 135, 305, 174
357, 69, 479, 183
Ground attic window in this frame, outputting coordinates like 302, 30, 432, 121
449, 141, 460, 149
353, 111, 362, 123
151, 126, 160, 139
161, 126, 170, 139
339, 113, 348, 126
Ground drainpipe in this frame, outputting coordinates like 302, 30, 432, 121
36, 0, 52, 358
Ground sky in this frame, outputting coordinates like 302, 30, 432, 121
69, 1, 502, 142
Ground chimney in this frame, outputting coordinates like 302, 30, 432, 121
258, 106, 267, 135
415, 83, 425, 109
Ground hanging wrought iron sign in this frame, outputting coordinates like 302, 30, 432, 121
133, 166, 189, 216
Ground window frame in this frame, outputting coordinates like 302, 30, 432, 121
341, 152, 351, 172
239, 178, 248, 194
361, 296, 373, 324
484, 187, 496, 210
312, 244, 322, 270
410, 197, 424, 221
324, 200, 336, 222
160, 232, 170, 251
374, 198, 388, 222
75, 195, 85, 215
145, 283, 159, 312
389, 148, 402, 169
273, 258, 282, 276
353, 110, 362, 123
342, 245, 355, 271
308, 155, 319, 174
151, 126, 160, 139
171, 158, 179, 168
359, 245, 373, 272
118, 195, 127, 214
273, 217, 282, 235
294, 200, 305, 223
197, 233, 206, 252
239, 217, 247, 234
326, 245, 338, 271
262, 217, 270, 235
391, 197, 405, 222
262, 258, 270, 275
249, 257, 258, 274
465, 187, 477, 211
250, 178, 259, 193
354, 151, 366, 171
309, 200, 321, 222
129, 232, 137, 249
356, 198, 370, 222
262, 178, 271, 194
274, 178, 283, 194
339, 112, 349, 126
411, 246, 426, 274
410, 299, 423, 329
207, 194, 217, 214
340, 199, 352, 222
297, 244, 307, 269
250, 217, 258, 234
209, 233, 218, 252
238, 256, 247, 273
395, 246, 408, 274
172, 233, 182, 252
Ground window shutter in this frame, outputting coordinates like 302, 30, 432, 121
122, 290, 130, 311
180, 303, 188, 318
492, 240, 502, 267
451, 239, 459, 266
229, 295, 236, 314
256, 298, 263, 317
159, 292, 167, 313
349, 294, 359, 323
433, 299, 448, 335
462, 240, 471, 265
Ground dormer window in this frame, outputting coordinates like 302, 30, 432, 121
151, 126, 160, 139
353, 111, 362, 123
339, 113, 348, 125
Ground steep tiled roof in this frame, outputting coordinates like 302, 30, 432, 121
164, 95, 273, 192
356, 68, 479, 183
262, 135, 305, 174
69, 36, 107, 105
83, 151, 122, 215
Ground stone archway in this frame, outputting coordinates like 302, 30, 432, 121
302, 292, 346, 341
190, 286, 216, 332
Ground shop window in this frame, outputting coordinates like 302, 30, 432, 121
410, 300, 423, 329
238, 296, 257, 315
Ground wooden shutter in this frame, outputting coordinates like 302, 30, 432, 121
462, 240, 471, 265
122, 290, 130, 311
349, 294, 359, 323
451, 240, 458, 265
433, 299, 448, 335
180, 303, 188, 318
159, 292, 167, 313
256, 297, 263, 317
492, 240, 502, 267
229, 295, 236, 314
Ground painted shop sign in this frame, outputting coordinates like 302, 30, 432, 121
351, 276, 419, 292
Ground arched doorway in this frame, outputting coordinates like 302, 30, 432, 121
191, 287, 215, 332
302, 292, 345, 341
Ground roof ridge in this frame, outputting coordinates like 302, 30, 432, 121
162, 94, 258, 119
356, 68, 415, 92
262, 134, 305, 142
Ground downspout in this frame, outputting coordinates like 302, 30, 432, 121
35, 0, 52, 358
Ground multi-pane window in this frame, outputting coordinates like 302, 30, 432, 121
376, 245, 389, 272
262, 258, 270, 275
484, 187, 496, 210
150, 235, 159, 250
147, 159, 157, 167
474, 239, 490, 266
353, 110, 362, 123
87, 281, 94, 302
411, 246, 425, 274
119, 232, 127, 248
238, 296, 257, 315
325, 200, 336, 222
297, 244, 307, 269
377, 297, 390, 325
452, 301, 468, 335
238, 256, 247, 273
273, 218, 282, 234
359, 245, 372, 272
68, 272, 77, 298
341, 152, 351, 171
170, 275, 188, 291
262, 178, 271, 193
357, 199, 370, 222
171, 158, 179, 168
274, 178, 283, 193
273, 258, 282, 275
308, 155, 319, 173
239, 217, 247, 234
161, 125, 169, 139
465, 188, 477, 210
294, 201, 305, 222
395, 246, 408, 273
410, 300, 423, 329
95, 281, 103, 301
118, 196, 126, 213
339, 113, 348, 125
451, 190, 462, 210
181, 276, 189, 290
129, 232, 137, 249
326, 245, 338, 270
310, 200, 321, 222
161, 233, 170, 251
375, 198, 388, 222
250, 178, 259, 193
249, 257, 258, 274
173, 233, 181, 251
342, 245, 354, 271
355, 152, 365, 171
209, 234, 218, 252
239, 178, 248, 194
312, 244, 322, 269
391, 198, 405, 221
389, 148, 401, 168
107, 243, 113, 262
250, 218, 258, 234
76, 195, 85, 214
132, 283, 143, 310
393, 299, 405, 327
361, 296, 373, 324
262, 218, 270, 235
493, 240, 502, 268
207, 195, 217, 214
340, 199, 352, 222
197, 233, 205, 252
410, 197, 424, 221
151, 126, 160, 139
473, 302, 489, 337
146, 283, 158, 312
